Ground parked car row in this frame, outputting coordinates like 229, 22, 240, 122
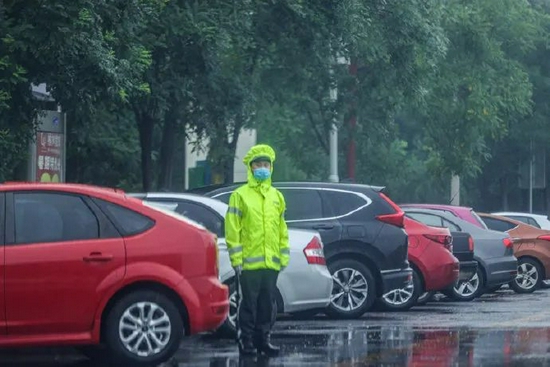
149, 181, 542, 334
2, 180, 547, 367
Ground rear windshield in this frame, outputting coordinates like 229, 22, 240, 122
143, 201, 206, 231
470, 210, 488, 229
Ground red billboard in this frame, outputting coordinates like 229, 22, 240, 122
36, 132, 63, 182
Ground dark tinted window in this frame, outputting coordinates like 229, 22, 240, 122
507, 215, 531, 225
175, 201, 223, 237
14, 192, 99, 244
279, 189, 323, 220
94, 198, 154, 236
405, 212, 443, 227
482, 217, 517, 232
324, 191, 367, 216
527, 218, 541, 228
213, 192, 231, 204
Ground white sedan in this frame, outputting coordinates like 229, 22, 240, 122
131, 192, 333, 337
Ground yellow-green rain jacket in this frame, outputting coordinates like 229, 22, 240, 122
225, 144, 290, 271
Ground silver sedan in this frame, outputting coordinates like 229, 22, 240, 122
132, 192, 333, 337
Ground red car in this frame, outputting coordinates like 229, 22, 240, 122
378, 216, 459, 311
0, 182, 228, 366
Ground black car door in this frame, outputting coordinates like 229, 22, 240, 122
277, 188, 342, 245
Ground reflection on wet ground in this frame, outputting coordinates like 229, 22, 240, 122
4, 290, 550, 366
2, 327, 550, 366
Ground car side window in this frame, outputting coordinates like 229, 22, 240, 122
507, 215, 530, 225
405, 212, 443, 227
324, 191, 367, 216
527, 218, 541, 228
442, 219, 461, 231
279, 189, 323, 221
14, 192, 99, 244
213, 192, 232, 204
175, 201, 224, 237
482, 217, 516, 232
93, 198, 154, 237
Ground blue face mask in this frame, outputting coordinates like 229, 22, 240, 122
253, 167, 271, 181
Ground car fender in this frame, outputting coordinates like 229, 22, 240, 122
91, 262, 195, 342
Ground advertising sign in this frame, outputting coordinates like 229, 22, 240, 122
36, 132, 64, 182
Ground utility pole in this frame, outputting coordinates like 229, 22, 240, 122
450, 174, 460, 206
347, 61, 358, 182
328, 84, 339, 183
529, 139, 534, 213
328, 56, 350, 183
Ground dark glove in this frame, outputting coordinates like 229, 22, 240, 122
233, 265, 242, 275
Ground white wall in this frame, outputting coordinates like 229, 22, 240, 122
184, 128, 257, 189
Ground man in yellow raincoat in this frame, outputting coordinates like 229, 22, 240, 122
225, 144, 290, 356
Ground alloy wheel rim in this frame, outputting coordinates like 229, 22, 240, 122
382, 282, 415, 306
454, 272, 479, 296
119, 301, 172, 357
515, 262, 538, 290
331, 268, 368, 311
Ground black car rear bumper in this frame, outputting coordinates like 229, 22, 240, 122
381, 267, 413, 293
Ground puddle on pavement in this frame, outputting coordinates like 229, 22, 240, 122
172, 327, 550, 367
3, 327, 550, 366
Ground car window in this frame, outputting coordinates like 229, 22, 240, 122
213, 192, 232, 204
527, 218, 541, 228
93, 198, 154, 236
470, 210, 488, 229
507, 215, 530, 225
174, 201, 224, 237
14, 192, 99, 244
405, 212, 443, 227
442, 218, 461, 231
482, 217, 517, 232
279, 189, 323, 221
323, 190, 367, 216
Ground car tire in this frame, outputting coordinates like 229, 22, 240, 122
325, 258, 376, 319
443, 266, 484, 302
103, 290, 184, 367
541, 280, 550, 289
509, 257, 543, 294
375, 268, 421, 312
416, 291, 435, 306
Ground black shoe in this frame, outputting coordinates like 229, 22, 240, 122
238, 337, 257, 356
257, 334, 280, 357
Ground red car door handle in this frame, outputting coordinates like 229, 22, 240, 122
83, 252, 113, 262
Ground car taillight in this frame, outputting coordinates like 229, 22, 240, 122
537, 235, 550, 242
423, 234, 453, 251
376, 193, 405, 228
303, 236, 326, 265
503, 237, 514, 249
468, 236, 474, 252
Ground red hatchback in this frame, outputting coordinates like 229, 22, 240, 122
0, 182, 228, 366
378, 217, 459, 311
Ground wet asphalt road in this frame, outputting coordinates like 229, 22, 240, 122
4, 287, 550, 366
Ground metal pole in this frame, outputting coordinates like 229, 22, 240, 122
529, 140, 534, 213
328, 69, 339, 183
450, 174, 460, 206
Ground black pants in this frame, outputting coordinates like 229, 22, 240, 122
237, 269, 279, 341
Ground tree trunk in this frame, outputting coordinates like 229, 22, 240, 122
223, 113, 244, 184
158, 103, 179, 191
136, 110, 155, 192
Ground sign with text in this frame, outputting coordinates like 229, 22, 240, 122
36, 132, 64, 182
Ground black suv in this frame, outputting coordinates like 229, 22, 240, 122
190, 182, 412, 319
